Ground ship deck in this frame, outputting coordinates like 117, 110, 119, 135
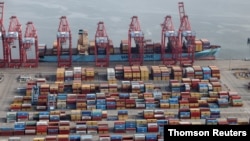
0, 59, 249, 140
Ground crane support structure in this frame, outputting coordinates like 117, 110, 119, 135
94, 21, 110, 67
161, 15, 180, 66
5, 16, 22, 68
57, 16, 72, 67
128, 16, 144, 66
22, 21, 39, 68
178, 2, 196, 66
0, 2, 6, 68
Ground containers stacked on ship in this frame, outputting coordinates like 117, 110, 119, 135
200, 39, 210, 49
194, 39, 203, 52
77, 29, 89, 55
121, 40, 128, 54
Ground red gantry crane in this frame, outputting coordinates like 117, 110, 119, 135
128, 16, 144, 66
56, 16, 72, 67
94, 21, 110, 67
5, 16, 22, 68
22, 21, 39, 68
161, 15, 180, 66
0, 2, 6, 68
178, 1, 196, 66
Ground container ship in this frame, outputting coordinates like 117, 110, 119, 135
38, 29, 221, 63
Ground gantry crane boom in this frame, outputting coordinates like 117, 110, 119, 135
22, 21, 39, 68
128, 16, 144, 66
0, 2, 6, 68
94, 21, 110, 67
57, 16, 72, 67
5, 16, 22, 68
178, 1, 196, 66
161, 15, 179, 66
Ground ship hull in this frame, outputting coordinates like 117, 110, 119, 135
39, 47, 221, 62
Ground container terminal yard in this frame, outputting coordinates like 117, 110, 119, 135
0, 1, 249, 141
0, 60, 249, 141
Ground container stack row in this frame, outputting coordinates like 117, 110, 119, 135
151, 66, 170, 81
10, 88, 243, 113
2, 109, 250, 137
110, 65, 219, 81
56, 67, 95, 82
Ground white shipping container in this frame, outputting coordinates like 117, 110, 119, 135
65, 70, 74, 77
136, 103, 145, 108
134, 134, 145, 140
74, 67, 82, 73
99, 137, 111, 141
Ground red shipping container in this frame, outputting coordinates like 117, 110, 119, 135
107, 105, 116, 109
147, 123, 158, 132
125, 99, 135, 104
25, 126, 36, 135
0, 131, 13, 136
14, 130, 25, 135
58, 137, 69, 141
125, 128, 136, 133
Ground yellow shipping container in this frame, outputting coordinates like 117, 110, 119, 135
33, 138, 45, 141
